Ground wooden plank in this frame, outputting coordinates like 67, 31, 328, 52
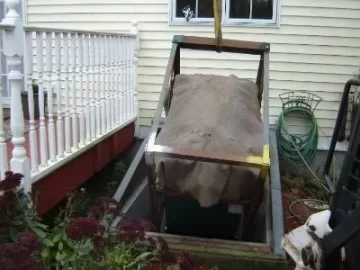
146, 232, 272, 254
174, 35, 270, 56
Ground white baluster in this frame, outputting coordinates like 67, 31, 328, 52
131, 21, 140, 128
90, 34, 96, 140
63, 33, 71, 153
127, 36, 132, 121
83, 34, 91, 143
95, 35, 101, 137
55, 32, 64, 158
117, 36, 123, 125
126, 37, 131, 121
128, 37, 133, 119
45, 32, 56, 162
133, 39, 139, 121
78, 33, 85, 146
71, 33, 78, 150
36, 31, 48, 167
114, 36, 120, 126
119, 37, 125, 123
131, 38, 135, 118
121, 37, 126, 122
116, 36, 121, 124
129, 37, 135, 118
0, 71, 8, 178
100, 35, 106, 135
105, 36, 111, 131
109, 36, 115, 129
25, 31, 38, 172
8, 56, 31, 191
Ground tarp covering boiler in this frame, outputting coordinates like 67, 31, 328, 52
155, 74, 264, 207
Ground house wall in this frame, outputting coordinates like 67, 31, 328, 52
25, 0, 360, 137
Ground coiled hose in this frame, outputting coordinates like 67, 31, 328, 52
276, 106, 319, 166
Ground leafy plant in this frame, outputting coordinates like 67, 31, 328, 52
73, 161, 128, 217
105, 161, 128, 196
0, 171, 214, 270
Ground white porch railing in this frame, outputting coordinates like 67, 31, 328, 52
0, 0, 140, 191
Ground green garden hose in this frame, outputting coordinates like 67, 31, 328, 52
276, 106, 319, 166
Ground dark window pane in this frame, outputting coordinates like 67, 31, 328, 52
252, 0, 273, 19
229, 0, 250, 19
176, 0, 196, 18
198, 0, 214, 18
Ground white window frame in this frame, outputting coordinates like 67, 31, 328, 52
169, 0, 281, 28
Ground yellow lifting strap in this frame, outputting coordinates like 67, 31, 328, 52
213, 0, 222, 52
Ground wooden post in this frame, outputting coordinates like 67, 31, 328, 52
130, 20, 140, 137
8, 56, 31, 189
0, 69, 8, 179
1, 0, 31, 191
2, 0, 21, 25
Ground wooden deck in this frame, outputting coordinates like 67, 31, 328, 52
3, 116, 136, 214
30, 122, 135, 214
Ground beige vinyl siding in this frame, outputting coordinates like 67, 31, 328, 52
26, 0, 360, 136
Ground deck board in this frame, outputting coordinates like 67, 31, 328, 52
4, 116, 131, 174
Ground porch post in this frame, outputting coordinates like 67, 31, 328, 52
1, 0, 30, 192
130, 20, 140, 137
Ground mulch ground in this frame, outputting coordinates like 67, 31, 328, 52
282, 189, 309, 233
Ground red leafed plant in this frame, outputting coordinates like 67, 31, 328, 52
0, 172, 216, 269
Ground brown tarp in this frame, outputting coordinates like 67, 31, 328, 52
155, 74, 264, 208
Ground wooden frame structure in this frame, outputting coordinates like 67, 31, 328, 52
145, 35, 271, 233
